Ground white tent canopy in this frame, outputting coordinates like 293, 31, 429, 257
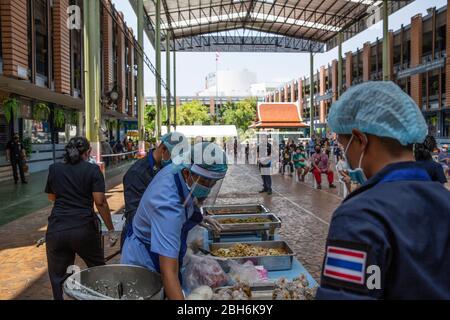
161, 125, 238, 138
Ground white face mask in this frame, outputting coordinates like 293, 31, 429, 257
343, 135, 367, 185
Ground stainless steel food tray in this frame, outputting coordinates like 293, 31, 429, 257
209, 213, 281, 242
213, 282, 276, 300
209, 241, 294, 271
201, 204, 270, 216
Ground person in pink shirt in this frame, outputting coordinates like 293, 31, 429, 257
311, 145, 336, 189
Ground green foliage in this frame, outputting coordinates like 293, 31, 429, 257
66, 110, 79, 126
177, 100, 210, 125
22, 137, 32, 157
221, 97, 257, 132
33, 102, 50, 121
53, 108, 66, 128
2, 97, 20, 123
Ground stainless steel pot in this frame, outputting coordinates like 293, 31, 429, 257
63, 264, 164, 300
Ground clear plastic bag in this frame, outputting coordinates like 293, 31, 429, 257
186, 226, 206, 252
227, 260, 262, 284
182, 253, 229, 292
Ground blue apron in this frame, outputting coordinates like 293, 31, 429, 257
125, 173, 202, 281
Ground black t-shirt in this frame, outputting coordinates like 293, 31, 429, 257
45, 161, 105, 233
6, 140, 24, 159
417, 160, 448, 184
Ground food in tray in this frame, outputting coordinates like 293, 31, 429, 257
217, 217, 272, 224
272, 276, 317, 300
211, 243, 288, 258
207, 208, 260, 215
212, 282, 252, 300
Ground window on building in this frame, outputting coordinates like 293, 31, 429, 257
436, 11, 446, 54
0, 11, 3, 73
70, 0, 82, 97
428, 72, 439, 99
34, 0, 49, 86
402, 29, 411, 67
393, 33, 401, 66
112, 14, 118, 88
125, 43, 130, 114
443, 112, 450, 138
23, 119, 52, 144
422, 31, 433, 58
370, 46, 377, 75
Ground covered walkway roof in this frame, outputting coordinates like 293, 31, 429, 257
132, 0, 413, 52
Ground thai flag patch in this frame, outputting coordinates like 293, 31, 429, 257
323, 245, 367, 285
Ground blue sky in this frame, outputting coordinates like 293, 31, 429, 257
112, 0, 446, 96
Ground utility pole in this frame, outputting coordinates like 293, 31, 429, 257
155, 0, 162, 139
137, 0, 146, 157
166, 32, 171, 133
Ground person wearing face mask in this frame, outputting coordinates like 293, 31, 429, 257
44, 137, 115, 299
120, 132, 187, 249
311, 145, 336, 189
316, 81, 450, 300
120, 142, 228, 300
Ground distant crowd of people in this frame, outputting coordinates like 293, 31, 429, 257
100, 138, 142, 167
276, 132, 449, 194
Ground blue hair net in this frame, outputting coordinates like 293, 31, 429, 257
160, 131, 187, 153
171, 142, 228, 180
327, 81, 428, 145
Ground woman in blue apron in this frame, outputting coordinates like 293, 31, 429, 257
121, 142, 227, 300
316, 82, 450, 299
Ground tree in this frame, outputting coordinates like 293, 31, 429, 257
177, 100, 211, 125
221, 97, 257, 132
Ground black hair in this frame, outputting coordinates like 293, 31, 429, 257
64, 136, 90, 165
414, 135, 437, 161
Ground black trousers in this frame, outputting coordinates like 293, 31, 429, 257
46, 222, 105, 300
10, 158, 25, 182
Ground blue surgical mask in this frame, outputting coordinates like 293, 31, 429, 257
161, 159, 172, 167
343, 135, 367, 185
187, 173, 212, 199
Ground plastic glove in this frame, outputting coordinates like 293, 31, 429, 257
106, 231, 118, 247
201, 217, 222, 233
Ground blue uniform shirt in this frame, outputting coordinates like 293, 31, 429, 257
121, 164, 194, 271
316, 161, 450, 299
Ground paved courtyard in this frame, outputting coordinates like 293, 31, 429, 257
0, 163, 344, 299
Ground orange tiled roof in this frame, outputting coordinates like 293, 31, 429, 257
250, 103, 307, 129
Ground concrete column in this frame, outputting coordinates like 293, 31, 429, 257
166, 32, 171, 133
309, 52, 314, 135
137, 0, 146, 156
173, 42, 177, 129
382, 0, 391, 81
155, 0, 162, 139
291, 81, 296, 103
83, 0, 101, 165
411, 14, 423, 107
337, 32, 343, 98
284, 84, 289, 102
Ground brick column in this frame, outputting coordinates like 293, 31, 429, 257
102, 0, 114, 94
389, 31, 394, 80
284, 84, 289, 102
363, 42, 371, 82
298, 78, 303, 119
209, 98, 215, 115
411, 14, 423, 107
0, 0, 28, 79
117, 13, 126, 114
345, 52, 353, 88
53, 0, 71, 94
176, 97, 181, 107
447, 1, 450, 106
331, 59, 338, 102
127, 28, 135, 117
319, 66, 326, 123
291, 81, 296, 103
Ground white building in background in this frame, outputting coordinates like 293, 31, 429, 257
198, 69, 257, 97
250, 82, 284, 97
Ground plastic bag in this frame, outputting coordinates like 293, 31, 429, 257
186, 226, 206, 252
227, 260, 263, 284
182, 253, 229, 292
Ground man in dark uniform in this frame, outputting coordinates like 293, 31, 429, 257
120, 132, 187, 248
5, 133, 27, 184
317, 82, 450, 299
